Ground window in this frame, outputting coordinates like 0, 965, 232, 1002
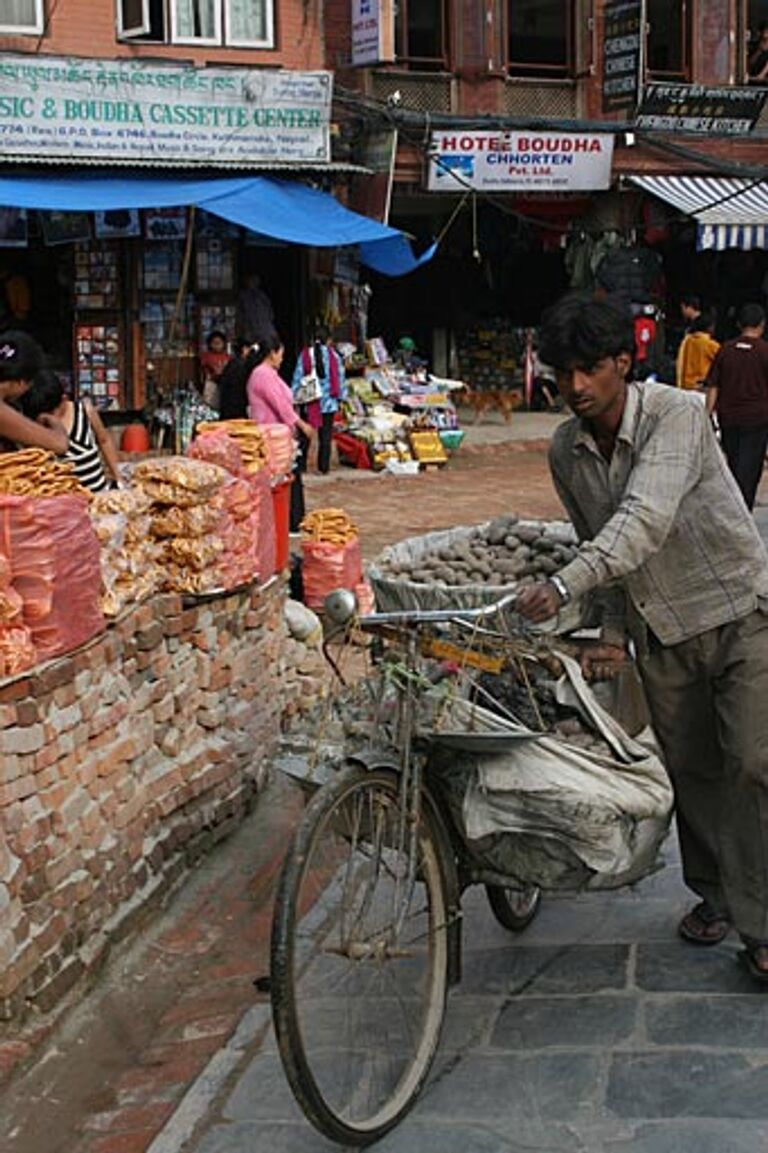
745, 0, 768, 83
116, 0, 274, 47
0, 0, 44, 35
507, 0, 574, 78
646, 0, 691, 80
395, 0, 447, 69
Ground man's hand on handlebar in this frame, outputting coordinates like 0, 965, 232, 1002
515, 581, 562, 623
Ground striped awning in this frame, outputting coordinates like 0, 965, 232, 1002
629, 175, 768, 251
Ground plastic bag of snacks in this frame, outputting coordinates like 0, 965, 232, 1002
0, 494, 104, 663
257, 423, 294, 479
300, 508, 362, 609
0, 551, 36, 678
187, 430, 244, 477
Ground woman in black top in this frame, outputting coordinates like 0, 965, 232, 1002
217, 339, 253, 420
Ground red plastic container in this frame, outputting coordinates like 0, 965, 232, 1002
120, 423, 151, 453
271, 477, 292, 573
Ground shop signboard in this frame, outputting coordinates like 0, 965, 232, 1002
427, 131, 614, 193
0, 54, 332, 166
636, 84, 767, 135
351, 0, 395, 66
602, 0, 642, 114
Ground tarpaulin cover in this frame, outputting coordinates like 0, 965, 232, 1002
630, 174, 768, 252
0, 171, 436, 276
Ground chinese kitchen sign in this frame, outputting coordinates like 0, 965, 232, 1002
0, 56, 332, 165
351, 0, 394, 66
427, 131, 614, 193
602, 0, 642, 114
636, 84, 767, 135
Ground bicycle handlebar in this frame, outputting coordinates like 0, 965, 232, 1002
357, 591, 520, 630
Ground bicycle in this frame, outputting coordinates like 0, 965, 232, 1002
270, 592, 549, 1147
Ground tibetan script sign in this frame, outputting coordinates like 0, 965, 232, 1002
0, 55, 332, 165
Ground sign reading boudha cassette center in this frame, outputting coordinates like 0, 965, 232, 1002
0, 55, 331, 166
427, 131, 614, 192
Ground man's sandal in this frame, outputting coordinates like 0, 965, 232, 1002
740, 944, 768, 984
678, 901, 731, 945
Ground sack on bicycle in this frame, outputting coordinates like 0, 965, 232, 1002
430, 652, 673, 891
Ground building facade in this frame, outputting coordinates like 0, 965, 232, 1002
0, 0, 342, 410
326, 0, 768, 381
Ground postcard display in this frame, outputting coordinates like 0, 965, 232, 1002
140, 231, 238, 388
72, 240, 124, 407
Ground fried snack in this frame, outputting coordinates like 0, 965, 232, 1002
91, 487, 152, 517
0, 449, 90, 499
150, 504, 220, 539
196, 420, 270, 475
133, 455, 226, 494
300, 507, 359, 546
163, 536, 223, 571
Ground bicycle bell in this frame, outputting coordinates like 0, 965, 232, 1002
324, 587, 358, 625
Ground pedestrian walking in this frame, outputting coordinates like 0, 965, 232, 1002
675, 310, 720, 391
515, 292, 768, 984
705, 302, 768, 511
290, 326, 346, 475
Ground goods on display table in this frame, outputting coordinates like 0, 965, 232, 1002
335, 338, 466, 472
0, 421, 302, 681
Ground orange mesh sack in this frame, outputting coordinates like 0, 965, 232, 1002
302, 538, 363, 609
0, 495, 55, 624
249, 468, 276, 581
0, 495, 104, 663
30, 496, 104, 661
215, 477, 258, 590
188, 431, 244, 477
256, 424, 294, 479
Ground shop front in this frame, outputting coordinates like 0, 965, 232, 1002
366, 127, 619, 405
0, 54, 433, 435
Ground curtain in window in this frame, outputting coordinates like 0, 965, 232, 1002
2, 0, 39, 27
173, 0, 216, 39
227, 0, 267, 43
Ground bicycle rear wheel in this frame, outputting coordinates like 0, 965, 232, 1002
271, 765, 449, 1146
485, 884, 542, 932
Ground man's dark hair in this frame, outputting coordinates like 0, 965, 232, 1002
19, 369, 65, 420
680, 293, 701, 311
206, 329, 227, 349
738, 302, 765, 330
0, 330, 45, 384
538, 294, 635, 372
690, 309, 716, 334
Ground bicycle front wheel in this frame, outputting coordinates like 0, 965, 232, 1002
271, 765, 449, 1146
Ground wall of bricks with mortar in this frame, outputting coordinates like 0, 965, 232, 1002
0, 578, 286, 1024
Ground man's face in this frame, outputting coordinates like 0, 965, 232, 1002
680, 302, 697, 321
555, 354, 631, 421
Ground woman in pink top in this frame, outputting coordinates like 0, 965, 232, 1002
245, 333, 315, 531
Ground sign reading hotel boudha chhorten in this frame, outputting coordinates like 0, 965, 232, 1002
427, 131, 614, 193
0, 56, 332, 166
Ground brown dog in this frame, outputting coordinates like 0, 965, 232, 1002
457, 384, 523, 424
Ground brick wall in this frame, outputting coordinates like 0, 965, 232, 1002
1, 0, 323, 70
0, 579, 286, 1023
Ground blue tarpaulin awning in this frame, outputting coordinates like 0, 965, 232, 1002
0, 171, 436, 276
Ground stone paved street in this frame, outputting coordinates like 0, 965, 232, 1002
3, 409, 768, 1153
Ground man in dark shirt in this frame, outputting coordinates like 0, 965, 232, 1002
705, 302, 768, 509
